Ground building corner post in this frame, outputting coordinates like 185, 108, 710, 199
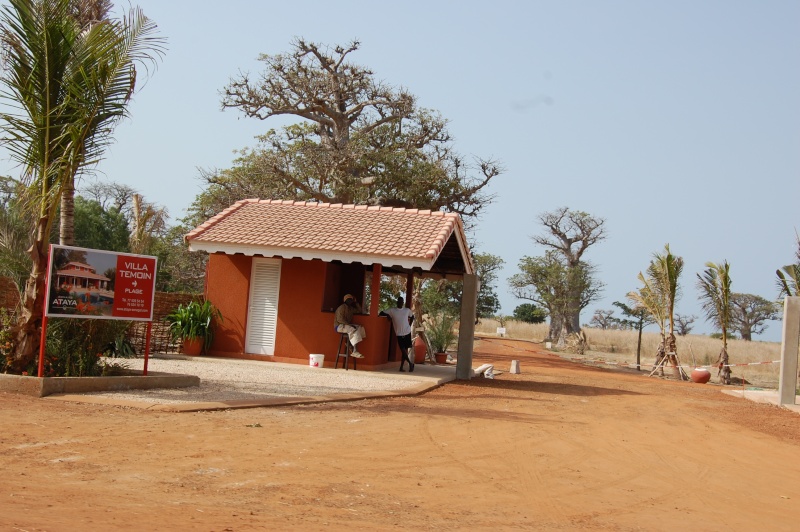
456, 273, 478, 380
778, 296, 800, 406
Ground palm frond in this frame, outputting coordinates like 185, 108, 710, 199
648, 244, 683, 336
776, 265, 800, 297
627, 270, 667, 333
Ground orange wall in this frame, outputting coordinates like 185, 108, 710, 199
205, 253, 250, 355
206, 254, 393, 369
275, 258, 391, 368
275, 258, 330, 357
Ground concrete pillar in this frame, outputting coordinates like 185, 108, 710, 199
778, 296, 800, 406
456, 273, 478, 380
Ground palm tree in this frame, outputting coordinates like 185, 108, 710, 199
628, 244, 686, 379
58, 0, 113, 246
0, 0, 164, 371
697, 261, 733, 385
651, 244, 684, 360
625, 277, 665, 370
627, 269, 669, 373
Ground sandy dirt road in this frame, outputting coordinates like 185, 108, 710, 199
1, 337, 799, 531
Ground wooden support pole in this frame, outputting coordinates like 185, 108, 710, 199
143, 321, 153, 376
370, 264, 382, 316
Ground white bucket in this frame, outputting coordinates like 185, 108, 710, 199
309, 354, 324, 368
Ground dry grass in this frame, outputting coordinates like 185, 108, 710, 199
476, 319, 784, 389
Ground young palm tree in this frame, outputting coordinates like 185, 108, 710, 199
627, 273, 667, 370
627, 272, 667, 340
651, 244, 684, 366
628, 244, 686, 379
697, 261, 733, 385
0, 0, 164, 371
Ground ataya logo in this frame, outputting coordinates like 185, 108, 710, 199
51, 297, 77, 308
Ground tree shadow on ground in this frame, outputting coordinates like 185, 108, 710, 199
311, 397, 581, 425
440, 378, 644, 397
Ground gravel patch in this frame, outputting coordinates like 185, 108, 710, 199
85, 356, 431, 404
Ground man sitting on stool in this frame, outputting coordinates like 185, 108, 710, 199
335, 294, 365, 358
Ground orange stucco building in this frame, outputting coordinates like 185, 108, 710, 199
186, 200, 478, 374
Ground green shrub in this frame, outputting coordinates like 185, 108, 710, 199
424, 311, 457, 353
102, 335, 137, 358
165, 300, 222, 354
513, 303, 547, 324
44, 319, 133, 377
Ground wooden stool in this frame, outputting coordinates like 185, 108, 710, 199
335, 333, 357, 370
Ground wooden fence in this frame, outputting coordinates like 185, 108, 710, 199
0, 276, 19, 313
127, 292, 203, 354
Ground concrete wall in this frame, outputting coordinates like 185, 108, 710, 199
0, 372, 199, 397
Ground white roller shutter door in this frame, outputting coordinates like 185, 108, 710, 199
245, 258, 281, 355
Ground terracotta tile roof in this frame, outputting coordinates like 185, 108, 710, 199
186, 199, 473, 273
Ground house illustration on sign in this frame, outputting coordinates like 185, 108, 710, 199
55, 261, 111, 291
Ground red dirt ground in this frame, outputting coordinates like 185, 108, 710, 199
2, 337, 799, 531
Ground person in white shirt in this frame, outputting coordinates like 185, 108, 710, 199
380, 296, 415, 372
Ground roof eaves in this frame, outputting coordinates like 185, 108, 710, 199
187, 240, 436, 270
453, 214, 475, 275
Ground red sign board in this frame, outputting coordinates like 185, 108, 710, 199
111, 254, 157, 319
45, 245, 157, 321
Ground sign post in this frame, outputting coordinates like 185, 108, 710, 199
41, 245, 158, 376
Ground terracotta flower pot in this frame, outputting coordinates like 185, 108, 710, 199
434, 352, 448, 364
690, 368, 711, 384
413, 335, 427, 364
182, 337, 203, 356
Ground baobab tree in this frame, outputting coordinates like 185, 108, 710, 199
211, 38, 501, 220
530, 207, 606, 344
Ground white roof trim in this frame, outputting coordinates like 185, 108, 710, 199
454, 225, 474, 275
188, 240, 436, 271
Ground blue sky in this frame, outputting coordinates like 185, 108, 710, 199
3, 1, 799, 341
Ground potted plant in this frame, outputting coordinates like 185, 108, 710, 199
424, 311, 457, 364
165, 300, 222, 356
